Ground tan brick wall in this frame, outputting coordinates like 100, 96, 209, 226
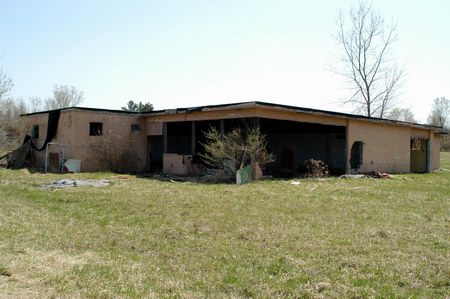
431, 133, 441, 170
22, 110, 146, 172
22, 106, 441, 174
347, 120, 411, 173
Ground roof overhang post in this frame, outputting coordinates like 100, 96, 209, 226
220, 120, 225, 136
163, 122, 167, 153
254, 117, 260, 129
345, 119, 350, 174
191, 121, 196, 155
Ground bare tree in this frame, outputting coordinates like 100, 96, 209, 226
0, 67, 18, 150
335, 1, 405, 118
0, 98, 26, 148
427, 97, 450, 128
0, 67, 13, 101
28, 96, 43, 113
386, 108, 416, 123
44, 85, 84, 110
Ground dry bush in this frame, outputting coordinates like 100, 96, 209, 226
89, 130, 132, 172
0, 99, 27, 152
200, 126, 274, 177
304, 159, 329, 178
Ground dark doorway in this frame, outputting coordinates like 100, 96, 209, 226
281, 147, 295, 170
350, 141, 364, 170
410, 139, 428, 173
148, 136, 163, 173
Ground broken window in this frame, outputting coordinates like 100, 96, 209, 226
350, 141, 364, 170
31, 125, 39, 139
410, 138, 423, 150
89, 122, 103, 136
131, 124, 140, 132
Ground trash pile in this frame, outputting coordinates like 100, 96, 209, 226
304, 159, 329, 178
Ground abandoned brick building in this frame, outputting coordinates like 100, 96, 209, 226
21, 101, 443, 175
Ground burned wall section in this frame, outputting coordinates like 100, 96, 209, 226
22, 110, 146, 172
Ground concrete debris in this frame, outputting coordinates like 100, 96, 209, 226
339, 174, 369, 179
40, 179, 110, 189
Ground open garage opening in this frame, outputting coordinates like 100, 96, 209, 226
157, 117, 347, 177
259, 118, 346, 177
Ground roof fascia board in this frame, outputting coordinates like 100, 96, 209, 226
21, 101, 442, 132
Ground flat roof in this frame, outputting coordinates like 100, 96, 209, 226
21, 101, 443, 131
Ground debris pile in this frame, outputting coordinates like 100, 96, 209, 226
40, 179, 110, 189
0, 140, 31, 169
304, 159, 329, 178
340, 171, 393, 179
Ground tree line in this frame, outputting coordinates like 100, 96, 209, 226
0, 65, 154, 152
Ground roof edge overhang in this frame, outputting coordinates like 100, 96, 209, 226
20, 101, 443, 132
20, 106, 141, 117
142, 101, 442, 132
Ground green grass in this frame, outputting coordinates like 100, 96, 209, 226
1, 154, 449, 298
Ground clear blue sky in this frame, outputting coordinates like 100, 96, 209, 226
1, 0, 449, 123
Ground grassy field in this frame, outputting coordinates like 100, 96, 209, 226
0, 154, 449, 298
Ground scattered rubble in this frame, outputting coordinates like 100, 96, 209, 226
39, 179, 110, 189
339, 174, 369, 179
340, 171, 393, 179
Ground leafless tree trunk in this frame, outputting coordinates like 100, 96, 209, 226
28, 96, 43, 113
334, 1, 405, 118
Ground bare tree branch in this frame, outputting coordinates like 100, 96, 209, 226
333, 1, 405, 118
44, 85, 84, 110
427, 97, 450, 128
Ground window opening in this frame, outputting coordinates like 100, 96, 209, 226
31, 125, 39, 139
90, 122, 103, 136
131, 124, 140, 132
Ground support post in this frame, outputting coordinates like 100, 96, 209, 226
163, 123, 167, 153
191, 121, 196, 155
254, 117, 260, 128
220, 120, 225, 136
345, 119, 350, 173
